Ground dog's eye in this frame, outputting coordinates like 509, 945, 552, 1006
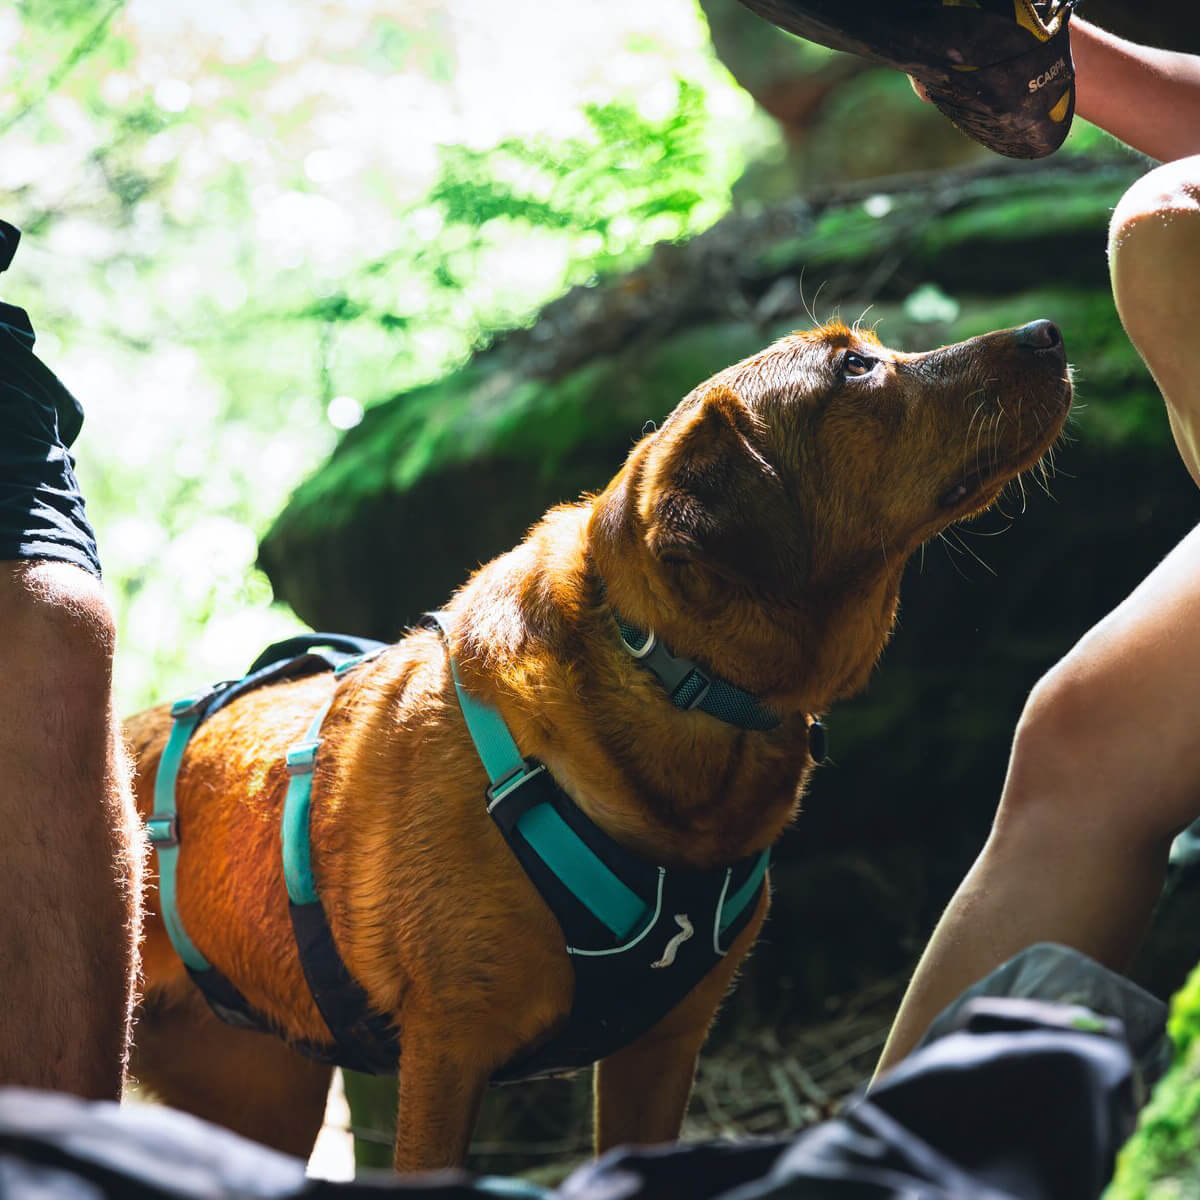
842, 352, 874, 377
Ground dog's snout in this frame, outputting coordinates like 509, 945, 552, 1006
1014, 319, 1062, 351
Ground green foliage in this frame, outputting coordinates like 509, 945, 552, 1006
433, 82, 708, 264
1107, 962, 1200, 1197
0, 0, 762, 710
328, 78, 734, 373
1169, 966, 1200, 1061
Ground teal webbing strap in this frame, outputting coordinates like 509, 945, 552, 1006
516, 805, 647, 940
719, 848, 770, 935
426, 611, 527, 787
281, 698, 335, 906
475, 1179, 550, 1198
427, 610, 650, 941
148, 697, 212, 972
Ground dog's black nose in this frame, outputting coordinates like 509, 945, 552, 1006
1014, 319, 1062, 350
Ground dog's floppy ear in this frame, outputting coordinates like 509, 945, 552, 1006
642, 385, 794, 586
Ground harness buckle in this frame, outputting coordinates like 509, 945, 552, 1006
486, 762, 547, 810
286, 740, 321, 776
679, 671, 713, 712
146, 814, 179, 849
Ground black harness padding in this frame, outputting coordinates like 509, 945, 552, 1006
486, 765, 767, 1081
287, 897, 399, 1075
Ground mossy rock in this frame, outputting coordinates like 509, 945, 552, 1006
261, 156, 1148, 637
1107, 961, 1200, 1197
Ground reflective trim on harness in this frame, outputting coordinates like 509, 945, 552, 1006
281, 698, 335, 906
714, 848, 770, 953
149, 695, 213, 972
568, 868, 664, 957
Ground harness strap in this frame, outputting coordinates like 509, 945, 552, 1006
281, 697, 335, 904
278, 652, 400, 1073
147, 640, 397, 1072
148, 695, 216, 971
427, 611, 650, 940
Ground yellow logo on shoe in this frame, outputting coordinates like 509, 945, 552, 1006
1048, 89, 1071, 122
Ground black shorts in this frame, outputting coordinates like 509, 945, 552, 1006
0, 227, 101, 580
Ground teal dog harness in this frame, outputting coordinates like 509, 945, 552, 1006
147, 618, 808, 1079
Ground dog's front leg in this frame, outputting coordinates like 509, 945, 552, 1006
593, 1022, 711, 1152
391, 1029, 489, 1173
593, 895, 767, 1153
593, 955, 750, 1150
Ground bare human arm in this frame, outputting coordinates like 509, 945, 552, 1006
1071, 18, 1200, 163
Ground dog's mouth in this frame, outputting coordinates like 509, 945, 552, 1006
938, 470, 994, 510
938, 381, 1072, 513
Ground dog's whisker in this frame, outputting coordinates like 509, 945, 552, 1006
963, 396, 988, 465
941, 527, 997, 577
936, 530, 974, 581
958, 520, 1012, 538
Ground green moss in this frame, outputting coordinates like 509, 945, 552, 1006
756, 162, 1141, 280
917, 185, 1126, 257
1169, 967, 1200, 1061
756, 193, 930, 275
1107, 961, 1200, 1198
277, 271, 1166, 557
270, 319, 771, 546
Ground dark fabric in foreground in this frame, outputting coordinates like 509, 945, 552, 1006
0, 241, 101, 578
0, 949, 1156, 1199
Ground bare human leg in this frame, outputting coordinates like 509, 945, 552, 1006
0, 559, 143, 1097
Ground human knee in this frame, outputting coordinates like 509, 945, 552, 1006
1000, 661, 1175, 844
1108, 157, 1200, 314
0, 560, 116, 699
1109, 156, 1200, 250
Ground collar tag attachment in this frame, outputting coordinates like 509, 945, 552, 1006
808, 719, 828, 764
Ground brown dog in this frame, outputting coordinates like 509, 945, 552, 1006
125, 318, 1071, 1171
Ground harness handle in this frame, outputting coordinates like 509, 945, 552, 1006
247, 633, 386, 675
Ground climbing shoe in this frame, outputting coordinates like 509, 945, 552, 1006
733, 0, 1083, 159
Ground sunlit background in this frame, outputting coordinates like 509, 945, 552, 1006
2, 0, 774, 709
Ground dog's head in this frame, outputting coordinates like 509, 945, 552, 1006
591, 319, 1071, 704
